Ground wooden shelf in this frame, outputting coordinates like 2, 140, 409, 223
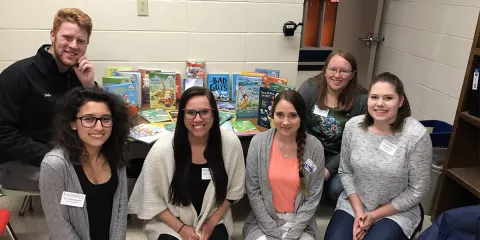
460, 111, 480, 128
475, 48, 480, 56
446, 168, 480, 199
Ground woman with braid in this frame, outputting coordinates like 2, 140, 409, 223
243, 90, 325, 240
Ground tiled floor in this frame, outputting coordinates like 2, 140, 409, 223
0, 193, 432, 240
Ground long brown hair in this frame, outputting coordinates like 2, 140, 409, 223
270, 90, 307, 195
360, 72, 411, 133
314, 49, 358, 111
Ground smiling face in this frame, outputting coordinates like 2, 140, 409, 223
368, 81, 404, 125
325, 55, 354, 92
71, 101, 113, 152
273, 99, 301, 138
50, 21, 88, 68
184, 96, 214, 141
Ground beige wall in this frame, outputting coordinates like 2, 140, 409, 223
374, 0, 480, 124
0, 0, 304, 86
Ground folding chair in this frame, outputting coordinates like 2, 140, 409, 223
0, 209, 18, 240
0, 185, 40, 217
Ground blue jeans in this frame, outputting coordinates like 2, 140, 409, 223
324, 153, 343, 200
324, 210, 408, 240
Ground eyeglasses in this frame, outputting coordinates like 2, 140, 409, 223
183, 109, 214, 120
326, 67, 353, 77
76, 116, 113, 128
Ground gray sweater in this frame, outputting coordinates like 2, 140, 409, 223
337, 116, 432, 238
297, 77, 368, 173
243, 128, 325, 240
39, 148, 128, 240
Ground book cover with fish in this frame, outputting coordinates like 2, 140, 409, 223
103, 82, 139, 109
258, 87, 280, 128
235, 77, 263, 118
207, 73, 230, 101
149, 72, 176, 110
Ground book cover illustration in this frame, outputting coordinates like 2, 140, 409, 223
102, 76, 131, 86
207, 73, 230, 101
138, 69, 162, 103
149, 72, 176, 110
151, 122, 176, 132
113, 71, 142, 107
184, 78, 204, 91
235, 77, 263, 118
186, 60, 206, 80
231, 73, 240, 102
105, 67, 132, 77
232, 120, 259, 137
263, 76, 288, 88
176, 73, 181, 102
220, 121, 233, 132
129, 123, 165, 144
103, 82, 139, 108
255, 68, 280, 77
138, 108, 171, 123
258, 87, 280, 129
168, 110, 179, 122
219, 111, 235, 125
217, 101, 235, 111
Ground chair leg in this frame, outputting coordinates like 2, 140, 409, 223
28, 196, 34, 213
6, 222, 19, 240
18, 196, 29, 217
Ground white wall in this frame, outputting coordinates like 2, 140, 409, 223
0, 0, 304, 86
374, 0, 480, 124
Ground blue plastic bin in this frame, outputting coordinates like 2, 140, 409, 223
420, 120, 452, 148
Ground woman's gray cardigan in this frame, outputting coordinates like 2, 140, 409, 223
39, 148, 128, 240
243, 128, 325, 240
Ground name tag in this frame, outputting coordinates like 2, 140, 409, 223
313, 105, 329, 118
60, 191, 86, 207
379, 139, 398, 157
304, 159, 317, 173
202, 168, 212, 180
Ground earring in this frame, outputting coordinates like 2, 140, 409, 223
72, 127, 77, 130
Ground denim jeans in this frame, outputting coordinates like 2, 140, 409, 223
324, 210, 408, 240
324, 152, 343, 200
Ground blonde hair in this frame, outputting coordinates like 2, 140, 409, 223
52, 8, 92, 42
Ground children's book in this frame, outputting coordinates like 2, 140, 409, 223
255, 68, 280, 78
168, 110, 179, 122
103, 82, 138, 108
138, 108, 170, 123
220, 121, 233, 132
105, 67, 132, 77
232, 120, 259, 136
231, 73, 240, 102
138, 68, 162, 103
219, 111, 235, 125
149, 72, 176, 110
217, 101, 235, 111
151, 122, 176, 132
207, 73, 230, 101
258, 87, 280, 129
102, 76, 131, 86
235, 76, 263, 118
186, 60, 206, 80
263, 76, 288, 89
113, 71, 142, 107
184, 78, 204, 91
269, 82, 296, 92
175, 73, 181, 102
129, 123, 165, 144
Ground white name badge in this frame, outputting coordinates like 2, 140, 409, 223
313, 105, 329, 118
60, 191, 86, 207
304, 159, 317, 173
202, 168, 212, 180
379, 139, 398, 157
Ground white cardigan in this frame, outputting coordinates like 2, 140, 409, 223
128, 130, 246, 240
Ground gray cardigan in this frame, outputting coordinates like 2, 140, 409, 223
297, 77, 368, 174
39, 148, 128, 240
243, 128, 325, 240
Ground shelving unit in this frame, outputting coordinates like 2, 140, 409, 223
432, 13, 480, 219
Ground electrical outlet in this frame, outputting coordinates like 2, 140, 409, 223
137, 0, 149, 16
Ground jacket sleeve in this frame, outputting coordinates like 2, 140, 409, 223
297, 78, 318, 109
39, 156, 81, 240
0, 68, 50, 165
391, 132, 432, 212
113, 167, 128, 240
338, 121, 356, 197
285, 138, 325, 239
245, 136, 284, 239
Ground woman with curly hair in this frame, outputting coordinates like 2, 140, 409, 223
243, 90, 325, 240
39, 87, 134, 240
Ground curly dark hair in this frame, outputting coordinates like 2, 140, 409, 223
53, 87, 134, 168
